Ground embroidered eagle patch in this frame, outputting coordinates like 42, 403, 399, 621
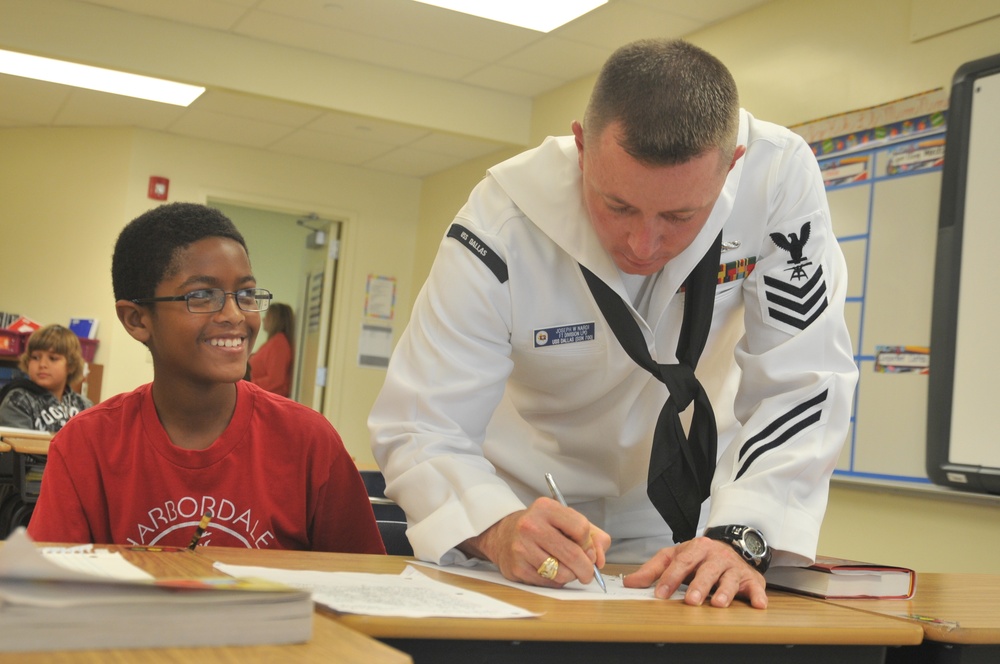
770, 222, 812, 279
761, 221, 828, 331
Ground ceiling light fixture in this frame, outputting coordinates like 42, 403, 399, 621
0, 49, 205, 106
412, 0, 607, 32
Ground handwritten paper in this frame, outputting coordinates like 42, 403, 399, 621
0, 529, 152, 583
414, 560, 685, 601
213, 562, 538, 619
41, 545, 154, 582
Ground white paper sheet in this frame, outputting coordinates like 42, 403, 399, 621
0, 528, 153, 583
213, 562, 539, 619
41, 545, 155, 582
413, 560, 685, 601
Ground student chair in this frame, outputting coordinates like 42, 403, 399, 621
360, 469, 406, 521
377, 520, 414, 557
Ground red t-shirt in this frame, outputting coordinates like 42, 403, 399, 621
248, 332, 293, 397
28, 381, 385, 554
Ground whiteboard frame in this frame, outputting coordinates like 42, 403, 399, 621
927, 52, 1000, 495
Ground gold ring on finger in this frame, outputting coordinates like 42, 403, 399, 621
537, 556, 559, 580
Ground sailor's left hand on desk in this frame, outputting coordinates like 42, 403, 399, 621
622, 537, 768, 609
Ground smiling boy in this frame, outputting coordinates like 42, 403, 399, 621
28, 203, 384, 553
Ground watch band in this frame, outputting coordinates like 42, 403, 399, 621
704, 524, 772, 573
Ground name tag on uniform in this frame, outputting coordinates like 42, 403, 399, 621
534, 322, 596, 348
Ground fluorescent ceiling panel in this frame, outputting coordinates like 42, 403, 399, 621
413, 0, 607, 32
0, 49, 205, 106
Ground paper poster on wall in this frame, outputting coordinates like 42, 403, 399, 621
874, 346, 930, 374
358, 324, 393, 368
365, 274, 396, 320
306, 271, 324, 333
880, 139, 944, 177
820, 155, 871, 187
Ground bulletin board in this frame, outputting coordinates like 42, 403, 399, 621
791, 91, 949, 488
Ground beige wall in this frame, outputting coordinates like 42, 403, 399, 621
410, 75, 593, 289
410, 0, 1000, 573
0, 125, 421, 463
822, 484, 1000, 573
411, 148, 518, 287
0, 128, 130, 345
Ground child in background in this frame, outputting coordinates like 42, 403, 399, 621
27, 202, 385, 554
0, 324, 92, 432
0, 324, 92, 514
248, 302, 294, 398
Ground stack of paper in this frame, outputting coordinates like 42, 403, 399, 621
0, 529, 313, 653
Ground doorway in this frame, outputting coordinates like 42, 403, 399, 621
209, 200, 341, 409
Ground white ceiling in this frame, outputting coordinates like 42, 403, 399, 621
0, 0, 769, 177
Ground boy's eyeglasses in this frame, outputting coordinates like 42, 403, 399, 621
131, 288, 272, 314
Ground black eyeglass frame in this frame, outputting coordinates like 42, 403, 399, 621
131, 288, 273, 314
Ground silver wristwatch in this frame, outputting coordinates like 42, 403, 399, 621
704, 524, 772, 573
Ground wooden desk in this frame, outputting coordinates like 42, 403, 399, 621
827, 573, 1000, 663
0, 428, 52, 455
202, 548, 923, 664
2, 435, 50, 456
0, 545, 411, 664
1, 617, 411, 664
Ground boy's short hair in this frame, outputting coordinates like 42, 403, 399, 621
112, 202, 248, 302
20, 324, 87, 385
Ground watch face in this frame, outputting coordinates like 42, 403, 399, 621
744, 531, 766, 556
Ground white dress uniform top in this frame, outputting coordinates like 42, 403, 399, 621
369, 110, 859, 567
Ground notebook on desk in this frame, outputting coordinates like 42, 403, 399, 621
0, 528, 313, 653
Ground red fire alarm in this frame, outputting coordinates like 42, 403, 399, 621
148, 176, 170, 201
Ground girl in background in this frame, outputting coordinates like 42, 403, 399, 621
248, 303, 294, 398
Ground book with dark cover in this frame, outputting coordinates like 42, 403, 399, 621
766, 555, 916, 599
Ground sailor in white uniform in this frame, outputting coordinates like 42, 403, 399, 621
370, 39, 857, 609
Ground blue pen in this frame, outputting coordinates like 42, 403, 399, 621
544, 473, 607, 593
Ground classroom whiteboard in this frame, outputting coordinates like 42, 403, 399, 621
820, 126, 943, 486
927, 53, 1000, 494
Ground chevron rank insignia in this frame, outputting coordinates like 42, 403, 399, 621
760, 220, 828, 331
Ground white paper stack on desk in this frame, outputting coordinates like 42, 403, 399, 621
0, 528, 313, 652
